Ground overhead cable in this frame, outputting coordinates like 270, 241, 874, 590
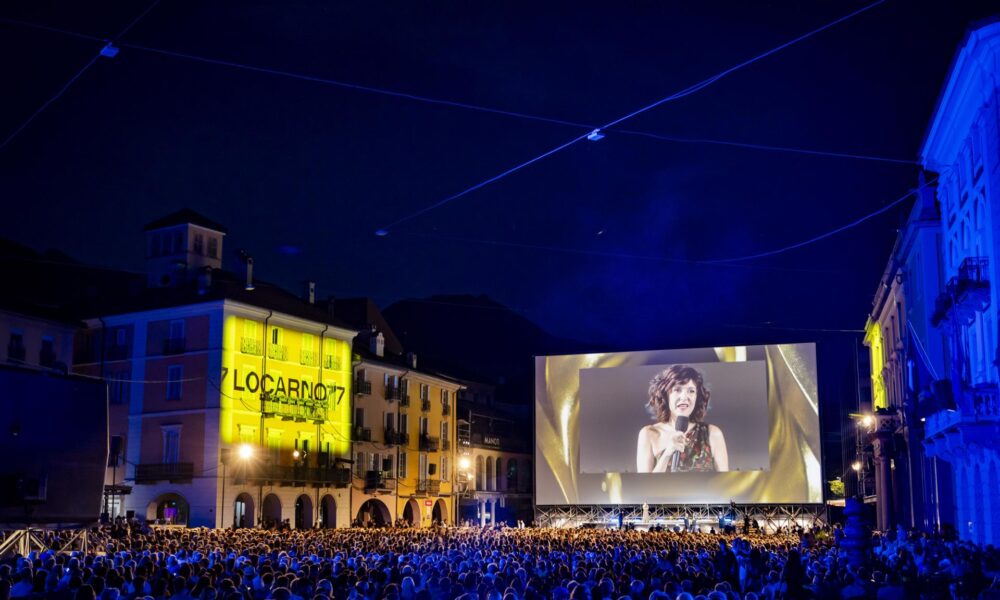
704, 177, 936, 263
374, 0, 887, 232
0, 0, 162, 152
1, 11, 914, 166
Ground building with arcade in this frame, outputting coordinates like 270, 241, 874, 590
333, 299, 459, 527
73, 210, 357, 528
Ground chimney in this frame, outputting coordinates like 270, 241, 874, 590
406, 352, 417, 369
239, 250, 255, 291
303, 281, 316, 304
370, 332, 384, 357
197, 267, 213, 295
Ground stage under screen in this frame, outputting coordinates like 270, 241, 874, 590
534, 343, 822, 505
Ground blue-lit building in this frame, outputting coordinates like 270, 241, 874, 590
917, 20, 999, 545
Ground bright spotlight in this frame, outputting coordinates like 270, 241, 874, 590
459, 456, 471, 471
861, 415, 875, 428
238, 444, 253, 460
851, 461, 862, 471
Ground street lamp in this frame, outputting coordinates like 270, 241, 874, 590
455, 456, 472, 526
860, 415, 875, 429
222, 444, 254, 528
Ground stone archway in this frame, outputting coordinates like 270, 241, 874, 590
319, 495, 336, 528
233, 493, 255, 528
262, 494, 282, 527
294, 494, 314, 529
146, 493, 189, 525
356, 498, 390, 527
402, 498, 421, 526
432, 498, 447, 525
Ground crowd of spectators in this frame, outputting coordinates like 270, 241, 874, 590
0, 522, 997, 600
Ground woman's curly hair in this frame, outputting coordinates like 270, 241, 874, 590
647, 364, 710, 423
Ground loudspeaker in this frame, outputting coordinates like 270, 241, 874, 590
428, 463, 437, 475
108, 436, 124, 467
0, 366, 108, 526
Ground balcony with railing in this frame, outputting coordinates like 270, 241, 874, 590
299, 349, 317, 366
385, 429, 409, 446
421, 399, 431, 412
442, 403, 451, 416
242, 464, 350, 487
355, 379, 371, 395
240, 337, 262, 355
399, 394, 410, 407
385, 385, 401, 401
135, 462, 194, 484
441, 438, 451, 451
163, 338, 186, 355
364, 470, 395, 492
419, 434, 440, 452
323, 355, 341, 370
262, 392, 328, 423
932, 257, 990, 328
417, 479, 441, 496
352, 426, 372, 442
267, 344, 288, 361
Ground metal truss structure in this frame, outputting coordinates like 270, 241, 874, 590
0, 528, 90, 557
535, 504, 827, 533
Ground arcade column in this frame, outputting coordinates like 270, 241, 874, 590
872, 411, 900, 531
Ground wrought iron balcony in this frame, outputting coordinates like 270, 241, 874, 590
242, 465, 350, 487
135, 462, 193, 484
442, 403, 451, 416
267, 344, 288, 361
385, 429, 409, 446
352, 426, 372, 442
355, 379, 371, 395
163, 338, 186, 355
385, 385, 401, 401
399, 394, 410, 407
364, 470, 395, 492
299, 349, 317, 366
417, 479, 440, 496
932, 257, 990, 328
421, 399, 431, 412
261, 392, 328, 423
323, 355, 341, 370
441, 438, 451, 451
240, 337, 262, 355
419, 434, 439, 452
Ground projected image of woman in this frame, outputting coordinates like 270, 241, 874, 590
636, 364, 729, 473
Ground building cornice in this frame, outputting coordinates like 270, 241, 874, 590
921, 22, 1000, 169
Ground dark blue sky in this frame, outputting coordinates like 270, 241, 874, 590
0, 0, 994, 347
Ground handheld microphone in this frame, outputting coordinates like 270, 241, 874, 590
670, 415, 690, 472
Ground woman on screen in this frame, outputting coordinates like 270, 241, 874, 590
636, 364, 729, 473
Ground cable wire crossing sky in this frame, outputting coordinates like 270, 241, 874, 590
374, 0, 887, 234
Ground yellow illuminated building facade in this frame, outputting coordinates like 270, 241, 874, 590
220, 307, 356, 528
351, 355, 458, 527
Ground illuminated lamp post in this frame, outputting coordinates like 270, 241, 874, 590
456, 456, 472, 526
221, 444, 253, 529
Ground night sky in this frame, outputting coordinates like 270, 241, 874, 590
1, 0, 995, 348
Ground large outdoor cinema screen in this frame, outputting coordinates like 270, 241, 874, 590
535, 343, 821, 505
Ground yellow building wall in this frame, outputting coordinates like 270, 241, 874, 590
395, 377, 456, 525
221, 316, 353, 461
865, 320, 887, 410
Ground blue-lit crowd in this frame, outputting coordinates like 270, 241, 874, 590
0, 523, 997, 600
